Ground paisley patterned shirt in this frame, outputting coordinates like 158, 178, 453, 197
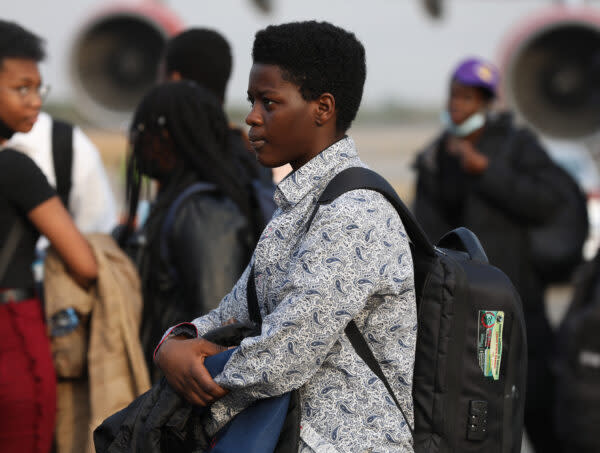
185, 136, 417, 452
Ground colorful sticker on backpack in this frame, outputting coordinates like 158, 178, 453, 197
477, 310, 504, 380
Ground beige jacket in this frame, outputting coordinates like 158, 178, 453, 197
44, 233, 150, 453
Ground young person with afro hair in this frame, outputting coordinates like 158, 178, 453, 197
155, 21, 417, 452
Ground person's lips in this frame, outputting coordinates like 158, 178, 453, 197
248, 135, 266, 151
25, 113, 39, 126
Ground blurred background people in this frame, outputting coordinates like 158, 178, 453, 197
163, 27, 288, 185
119, 81, 258, 381
0, 22, 98, 453
413, 57, 565, 453
1, 20, 117, 238
554, 247, 600, 453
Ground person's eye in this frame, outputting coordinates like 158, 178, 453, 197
263, 98, 275, 107
17, 86, 31, 96
247, 96, 254, 106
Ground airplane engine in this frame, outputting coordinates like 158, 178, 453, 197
70, 2, 184, 127
498, 6, 600, 140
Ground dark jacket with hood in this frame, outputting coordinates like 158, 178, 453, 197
413, 112, 561, 319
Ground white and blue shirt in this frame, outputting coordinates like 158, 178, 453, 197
183, 136, 417, 452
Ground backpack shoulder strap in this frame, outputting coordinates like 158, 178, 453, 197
0, 218, 24, 282
51, 119, 74, 208
160, 182, 217, 279
305, 166, 430, 436
307, 167, 435, 257
246, 263, 262, 325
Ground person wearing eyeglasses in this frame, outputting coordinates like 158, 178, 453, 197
1, 20, 117, 239
0, 20, 99, 453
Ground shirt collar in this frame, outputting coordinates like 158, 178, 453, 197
275, 136, 358, 209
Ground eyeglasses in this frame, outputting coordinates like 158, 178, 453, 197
2, 84, 51, 103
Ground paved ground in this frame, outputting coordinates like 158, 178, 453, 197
87, 123, 569, 453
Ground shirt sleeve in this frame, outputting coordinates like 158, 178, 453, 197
69, 127, 118, 233
0, 149, 56, 213
210, 191, 411, 416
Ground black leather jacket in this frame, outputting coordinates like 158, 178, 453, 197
134, 189, 253, 379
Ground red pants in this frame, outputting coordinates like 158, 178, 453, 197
0, 299, 56, 453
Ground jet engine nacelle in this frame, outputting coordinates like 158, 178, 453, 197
498, 6, 600, 140
70, 1, 184, 128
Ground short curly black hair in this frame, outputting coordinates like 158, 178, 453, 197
165, 28, 232, 102
252, 21, 366, 133
0, 20, 45, 68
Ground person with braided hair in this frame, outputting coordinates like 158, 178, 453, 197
119, 81, 257, 381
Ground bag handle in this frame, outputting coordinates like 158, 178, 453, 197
437, 226, 489, 263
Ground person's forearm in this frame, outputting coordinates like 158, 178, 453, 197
29, 196, 98, 284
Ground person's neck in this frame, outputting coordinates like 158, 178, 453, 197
463, 126, 485, 145
0, 118, 15, 143
318, 132, 345, 152
290, 131, 345, 171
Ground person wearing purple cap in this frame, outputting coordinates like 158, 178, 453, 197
413, 57, 564, 453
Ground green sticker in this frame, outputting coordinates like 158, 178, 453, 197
477, 310, 504, 380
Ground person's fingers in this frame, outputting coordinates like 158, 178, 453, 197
157, 337, 228, 406
181, 383, 213, 407
167, 372, 214, 406
193, 338, 228, 356
191, 358, 229, 400
447, 141, 462, 155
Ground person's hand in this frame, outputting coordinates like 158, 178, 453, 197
155, 336, 230, 406
447, 137, 489, 175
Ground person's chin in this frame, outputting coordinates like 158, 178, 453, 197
450, 114, 466, 125
256, 150, 283, 168
257, 156, 283, 168
19, 117, 38, 132
17, 123, 35, 133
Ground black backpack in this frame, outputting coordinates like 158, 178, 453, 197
159, 180, 276, 282
307, 167, 527, 453
554, 251, 600, 452
501, 130, 588, 284
529, 160, 588, 284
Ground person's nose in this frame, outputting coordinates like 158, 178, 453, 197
245, 104, 263, 127
27, 91, 43, 110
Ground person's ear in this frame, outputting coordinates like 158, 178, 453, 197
314, 93, 336, 127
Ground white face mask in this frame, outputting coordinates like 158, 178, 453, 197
440, 110, 486, 137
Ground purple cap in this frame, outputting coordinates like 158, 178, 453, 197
451, 58, 500, 96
